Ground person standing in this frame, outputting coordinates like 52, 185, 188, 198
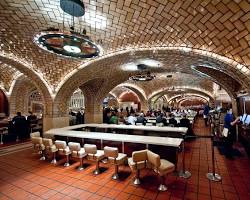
76, 108, 85, 124
136, 113, 147, 125
12, 112, 27, 140
27, 111, 37, 134
203, 104, 210, 126
223, 108, 240, 159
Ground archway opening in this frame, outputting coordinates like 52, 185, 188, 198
68, 88, 85, 125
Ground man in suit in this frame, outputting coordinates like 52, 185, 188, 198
168, 113, 177, 127
12, 112, 28, 140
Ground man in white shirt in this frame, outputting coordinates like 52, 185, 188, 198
127, 113, 137, 125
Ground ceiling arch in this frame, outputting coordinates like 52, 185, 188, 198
54, 50, 248, 107
55, 47, 250, 95
178, 97, 208, 107
167, 93, 213, 103
149, 86, 214, 103
0, 54, 53, 98
114, 83, 147, 100
169, 94, 209, 104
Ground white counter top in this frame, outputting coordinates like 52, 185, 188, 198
45, 129, 183, 148
77, 123, 188, 134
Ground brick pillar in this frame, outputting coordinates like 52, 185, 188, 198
84, 97, 102, 123
140, 100, 148, 112
43, 116, 69, 131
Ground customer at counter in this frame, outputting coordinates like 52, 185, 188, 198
127, 112, 137, 125
109, 111, 118, 124
223, 108, 240, 159
12, 112, 28, 140
136, 113, 147, 125
179, 114, 194, 136
168, 114, 178, 127
156, 113, 167, 126
27, 111, 37, 133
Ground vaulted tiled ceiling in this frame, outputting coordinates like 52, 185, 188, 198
0, 0, 250, 96
0, 62, 22, 91
110, 73, 215, 100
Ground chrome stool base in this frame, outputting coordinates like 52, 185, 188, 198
51, 159, 57, 164
133, 178, 141, 185
40, 156, 46, 161
112, 173, 119, 180
77, 166, 84, 171
93, 169, 101, 175
158, 184, 167, 191
207, 173, 222, 182
64, 162, 70, 167
179, 170, 191, 179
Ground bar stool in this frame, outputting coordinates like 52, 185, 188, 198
147, 150, 175, 191
55, 140, 71, 167
84, 144, 105, 175
104, 146, 127, 180
68, 142, 87, 170
31, 137, 45, 160
128, 149, 148, 185
42, 138, 58, 164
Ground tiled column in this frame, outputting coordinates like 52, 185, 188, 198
84, 96, 102, 123
140, 100, 148, 112
43, 115, 69, 131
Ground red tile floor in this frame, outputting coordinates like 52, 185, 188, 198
0, 118, 250, 200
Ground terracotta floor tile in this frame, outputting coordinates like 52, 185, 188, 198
156, 192, 171, 200
0, 118, 248, 200
128, 194, 142, 200
88, 194, 103, 200
211, 197, 224, 200
224, 192, 239, 200
96, 186, 110, 196
115, 192, 131, 200
60, 186, 76, 195
211, 189, 224, 199
68, 188, 85, 198
198, 186, 210, 195
87, 183, 102, 193
184, 192, 197, 200
133, 187, 146, 197
105, 189, 120, 199
197, 194, 211, 200
143, 190, 158, 200
124, 185, 137, 194
48, 193, 67, 200
77, 191, 93, 200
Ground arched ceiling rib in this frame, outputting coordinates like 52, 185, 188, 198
0, 62, 22, 92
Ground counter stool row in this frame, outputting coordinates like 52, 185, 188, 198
31, 134, 175, 191
31, 136, 127, 179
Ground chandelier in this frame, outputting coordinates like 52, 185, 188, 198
34, 0, 101, 59
129, 64, 156, 81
